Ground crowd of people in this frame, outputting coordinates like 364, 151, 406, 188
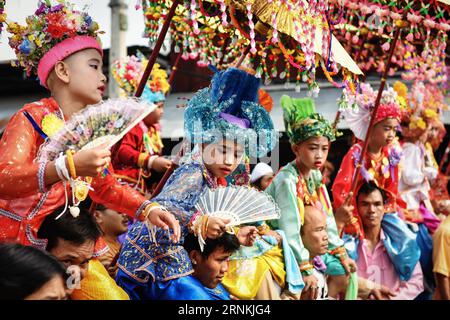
0, 1, 449, 301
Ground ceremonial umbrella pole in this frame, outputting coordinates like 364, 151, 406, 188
131, 0, 181, 198
168, 52, 183, 86
135, 0, 181, 97
343, 13, 409, 237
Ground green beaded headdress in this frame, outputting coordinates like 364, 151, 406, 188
281, 95, 337, 144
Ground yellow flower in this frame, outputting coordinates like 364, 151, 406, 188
397, 96, 407, 110
368, 168, 376, 180
424, 109, 437, 119
41, 113, 64, 138
27, 34, 35, 41
417, 118, 427, 130
0, 13, 7, 23
393, 81, 408, 98
7, 22, 23, 34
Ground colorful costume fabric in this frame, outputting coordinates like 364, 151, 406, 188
112, 122, 164, 194
111, 55, 169, 195
399, 141, 440, 232
71, 259, 130, 300
266, 162, 346, 276
332, 142, 405, 216
0, 98, 151, 248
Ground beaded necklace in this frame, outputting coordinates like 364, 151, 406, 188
295, 160, 325, 215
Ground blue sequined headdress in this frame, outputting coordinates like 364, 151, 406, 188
184, 67, 277, 157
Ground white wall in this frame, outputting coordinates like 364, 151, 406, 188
0, 0, 152, 62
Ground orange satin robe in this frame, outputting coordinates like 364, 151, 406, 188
0, 98, 150, 248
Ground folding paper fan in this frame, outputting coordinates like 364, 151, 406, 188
37, 98, 157, 162
194, 185, 281, 226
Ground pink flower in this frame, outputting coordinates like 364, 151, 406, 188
360, 5, 373, 15
406, 33, 414, 42
348, 3, 359, 10
423, 19, 436, 29
345, 32, 351, 41
375, 8, 388, 17
438, 23, 450, 32
407, 13, 422, 24
382, 42, 390, 51
390, 12, 402, 21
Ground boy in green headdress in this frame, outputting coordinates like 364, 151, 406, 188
266, 96, 357, 299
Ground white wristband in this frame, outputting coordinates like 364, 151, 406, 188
55, 153, 70, 181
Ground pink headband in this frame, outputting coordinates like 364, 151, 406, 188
37, 35, 103, 88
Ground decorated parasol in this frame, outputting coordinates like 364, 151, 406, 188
137, 0, 365, 197
336, 0, 449, 236
138, 0, 364, 96
328, 0, 449, 81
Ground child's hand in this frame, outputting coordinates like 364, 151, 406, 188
261, 229, 282, 245
207, 216, 231, 239
73, 144, 111, 177
341, 257, 357, 275
237, 226, 258, 246
147, 208, 181, 243
152, 157, 172, 173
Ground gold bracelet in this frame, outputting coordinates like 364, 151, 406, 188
66, 149, 77, 179
139, 202, 161, 222
137, 153, 148, 168
201, 216, 209, 240
299, 262, 314, 272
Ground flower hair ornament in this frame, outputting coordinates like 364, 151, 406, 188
339, 82, 403, 141
7, 0, 104, 88
112, 52, 170, 104
401, 81, 448, 139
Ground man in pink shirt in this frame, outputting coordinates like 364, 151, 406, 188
353, 182, 424, 300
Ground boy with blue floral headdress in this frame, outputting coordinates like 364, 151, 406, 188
116, 67, 283, 300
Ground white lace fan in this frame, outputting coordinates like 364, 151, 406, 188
194, 185, 281, 226
37, 98, 157, 162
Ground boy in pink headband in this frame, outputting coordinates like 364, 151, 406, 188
1, 1, 180, 249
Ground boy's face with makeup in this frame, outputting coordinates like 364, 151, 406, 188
202, 140, 244, 179
61, 48, 107, 105
371, 118, 398, 147
292, 136, 330, 171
